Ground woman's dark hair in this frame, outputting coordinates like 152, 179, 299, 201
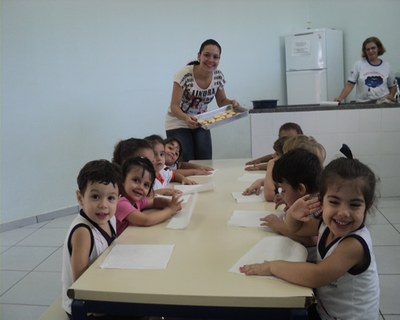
121, 156, 156, 197
112, 138, 153, 166
319, 157, 377, 212
77, 159, 122, 195
362, 36, 386, 58
272, 148, 322, 194
187, 39, 222, 66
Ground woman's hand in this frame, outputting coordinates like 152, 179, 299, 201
185, 115, 200, 129
230, 99, 240, 107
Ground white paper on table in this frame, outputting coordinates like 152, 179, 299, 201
238, 173, 265, 182
166, 193, 198, 229
231, 191, 265, 203
100, 244, 174, 269
174, 182, 214, 194
228, 210, 284, 231
156, 194, 191, 204
229, 236, 308, 275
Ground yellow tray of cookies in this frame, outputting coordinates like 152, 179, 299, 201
194, 105, 248, 130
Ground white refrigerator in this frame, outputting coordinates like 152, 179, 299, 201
285, 28, 344, 105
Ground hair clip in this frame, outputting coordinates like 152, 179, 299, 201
340, 144, 353, 159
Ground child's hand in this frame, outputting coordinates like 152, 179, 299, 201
260, 214, 284, 232
242, 179, 263, 195
182, 177, 197, 185
169, 195, 183, 213
193, 169, 213, 176
200, 165, 214, 171
245, 163, 267, 171
274, 193, 287, 210
239, 262, 272, 276
288, 194, 321, 222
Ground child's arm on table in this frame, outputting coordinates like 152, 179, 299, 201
126, 196, 183, 226
242, 178, 264, 195
174, 168, 213, 177
173, 171, 197, 185
245, 154, 273, 166
178, 162, 214, 171
240, 236, 365, 288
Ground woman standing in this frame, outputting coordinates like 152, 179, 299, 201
335, 36, 397, 103
165, 39, 240, 161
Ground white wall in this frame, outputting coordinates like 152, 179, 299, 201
1, 0, 399, 225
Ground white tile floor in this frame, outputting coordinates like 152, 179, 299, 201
1, 198, 400, 320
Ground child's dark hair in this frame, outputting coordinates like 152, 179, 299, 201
77, 159, 122, 195
272, 148, 322, 194
112, 138, 153, 166
279, 122, 303, 135
121, 156, 156, 196
164, 137, 183, 160
319, 157, 377, 211
144, 134, 165, 148
273, 136, 289, 157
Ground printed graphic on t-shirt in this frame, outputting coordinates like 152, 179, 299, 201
365, 76, 383, 88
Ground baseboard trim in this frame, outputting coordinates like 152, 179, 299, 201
0, 206, 79, 233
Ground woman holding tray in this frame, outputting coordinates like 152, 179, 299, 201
165, 39, 240, 161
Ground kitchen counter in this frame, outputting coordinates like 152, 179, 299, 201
249, 102, 400, 114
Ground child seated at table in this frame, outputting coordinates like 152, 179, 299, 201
242, 135, 288, 198
261, 148, 323, 256
241, 150, 380, 320
164, 137, 214, 176
243, 135, 326, 203
113, 137, 181, 197
62, 159, 121, 317
144, 134, 197, 195
245, 122, 303, 171
116, 156, 182, 235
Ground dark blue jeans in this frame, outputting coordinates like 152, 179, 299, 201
166, 127, 212, 161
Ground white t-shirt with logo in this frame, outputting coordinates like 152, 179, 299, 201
347, 58, 396, 102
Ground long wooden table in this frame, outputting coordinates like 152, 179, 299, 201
68, 159, 313, 319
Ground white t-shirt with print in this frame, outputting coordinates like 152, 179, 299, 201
347, 58, 396, 102
165, 65, 226, 130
